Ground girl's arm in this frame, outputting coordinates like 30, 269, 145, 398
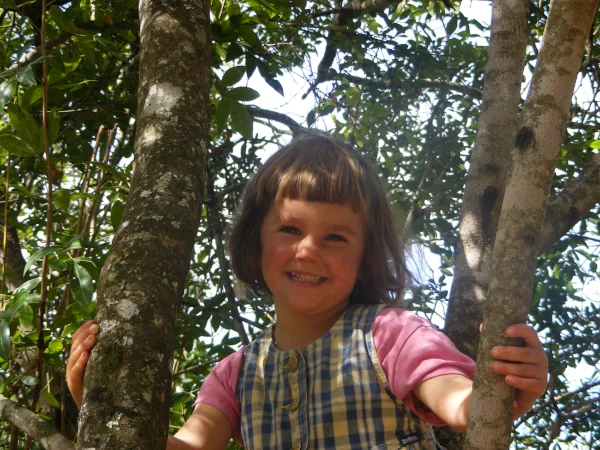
168, 404, 232, 450
413, 324, 548, 432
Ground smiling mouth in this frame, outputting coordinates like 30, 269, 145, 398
288, 272, 326, 283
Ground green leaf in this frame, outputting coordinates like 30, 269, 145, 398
45, 340, 63, 355
42, 391, 60, 408
19, 304, 34, 329
16, 66, 35, 86
446, 15, 458, 35
226, 43, 245, 62
221, 66, 246, 87
590, 140, 600, 149
110, 201, 124, 232
15, 277, 41, 293
71, 262, 93, 308
306, 110, 316, 127
0, 78, 17, 111
0, 135, 37, 157
53, 189, 71, 211
5, 291, 29, 318
7, 104, 39, 147
73, 36, 97, 64
229, 100, 253, 139
265, 77, 284, 96
47, 108, 61, 145
20, 86, 43, 109
24, 246, 61, 275
215, 97, 232, 132
0, 320, 10, 361
227, 87, 260, 102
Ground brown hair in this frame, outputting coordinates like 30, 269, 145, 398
228, 133, 409, 305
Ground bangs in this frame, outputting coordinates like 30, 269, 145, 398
264, 138, 369, 212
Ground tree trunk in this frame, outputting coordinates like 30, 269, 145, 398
464, 1, 598, 449
76, 0, 211, 448
439, 2, 529, 447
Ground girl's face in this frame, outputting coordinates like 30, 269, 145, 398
260, 198, 365, 320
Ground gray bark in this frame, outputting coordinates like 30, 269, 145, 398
440, 4, 529, 447
0, 395, 74, 450
538, 153, 600, 254
76, 0, 211, 448
445, 0, 529, 361
464, 1, 599, 449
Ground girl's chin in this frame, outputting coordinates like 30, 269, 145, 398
275, 298, 349, 315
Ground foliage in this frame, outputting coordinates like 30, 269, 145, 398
0, 0, 599, 448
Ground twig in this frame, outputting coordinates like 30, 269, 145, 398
322, 72, 483, 100
247, 106, 304, 131
35, 0, 52, 410
4, 33, 71, 74
2, 154, 10, 301
303, 0, 406, 99
205, 164, 250, 345
172, 358, 221, 376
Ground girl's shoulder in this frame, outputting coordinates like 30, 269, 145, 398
373, 306, 439, 335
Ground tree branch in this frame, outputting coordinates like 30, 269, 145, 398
0, 396, 74, 450
247, 106, 304, 131
5, 33, 71, 74
311, 0, 399, 18
538, 153, 600, 255
303, 0, 404, 99
323, 72, 483, 100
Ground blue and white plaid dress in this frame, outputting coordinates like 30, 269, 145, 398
237, 305, 445, 449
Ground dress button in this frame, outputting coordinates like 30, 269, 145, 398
282, 354, 298, 372
279, 399, 300, 411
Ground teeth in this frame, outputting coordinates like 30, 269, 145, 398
290, 272, 324, 283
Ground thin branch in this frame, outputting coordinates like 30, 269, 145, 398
205, 164, 250, 345
303, 0, 405, 99
323, 72, 483, 100
4, 33, 70, 74
311, 0, 398, 18
0, 396, 74, 450
247, 106, 304, 131
173, 358, 220, 376
2, 154, 10, 298
35, 0, 52, 411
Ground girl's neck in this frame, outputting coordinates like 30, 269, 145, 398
272, 306, 347, 351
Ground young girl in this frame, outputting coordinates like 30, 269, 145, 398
68, 134, 548, 449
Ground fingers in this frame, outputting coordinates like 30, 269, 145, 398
491, 360, 545, 380
491, 345, 546, 365
67, 320, 99, 407
505, 374, 547, 399
71, 320, 99, 352
505, 324, 543, 349
67, 322, 98, 371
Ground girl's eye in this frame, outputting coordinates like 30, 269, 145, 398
326, 234, 347, 242
280, 226, 300, 235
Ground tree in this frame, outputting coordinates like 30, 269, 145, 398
0, 1, 599, 449
464, 1, 598, 449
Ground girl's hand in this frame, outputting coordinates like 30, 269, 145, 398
66, 320, 99, 407
490, 324, 548, 418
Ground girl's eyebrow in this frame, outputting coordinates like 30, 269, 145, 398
321, 223, 359, 237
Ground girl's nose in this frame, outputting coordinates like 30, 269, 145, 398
295, 235, 319, 260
